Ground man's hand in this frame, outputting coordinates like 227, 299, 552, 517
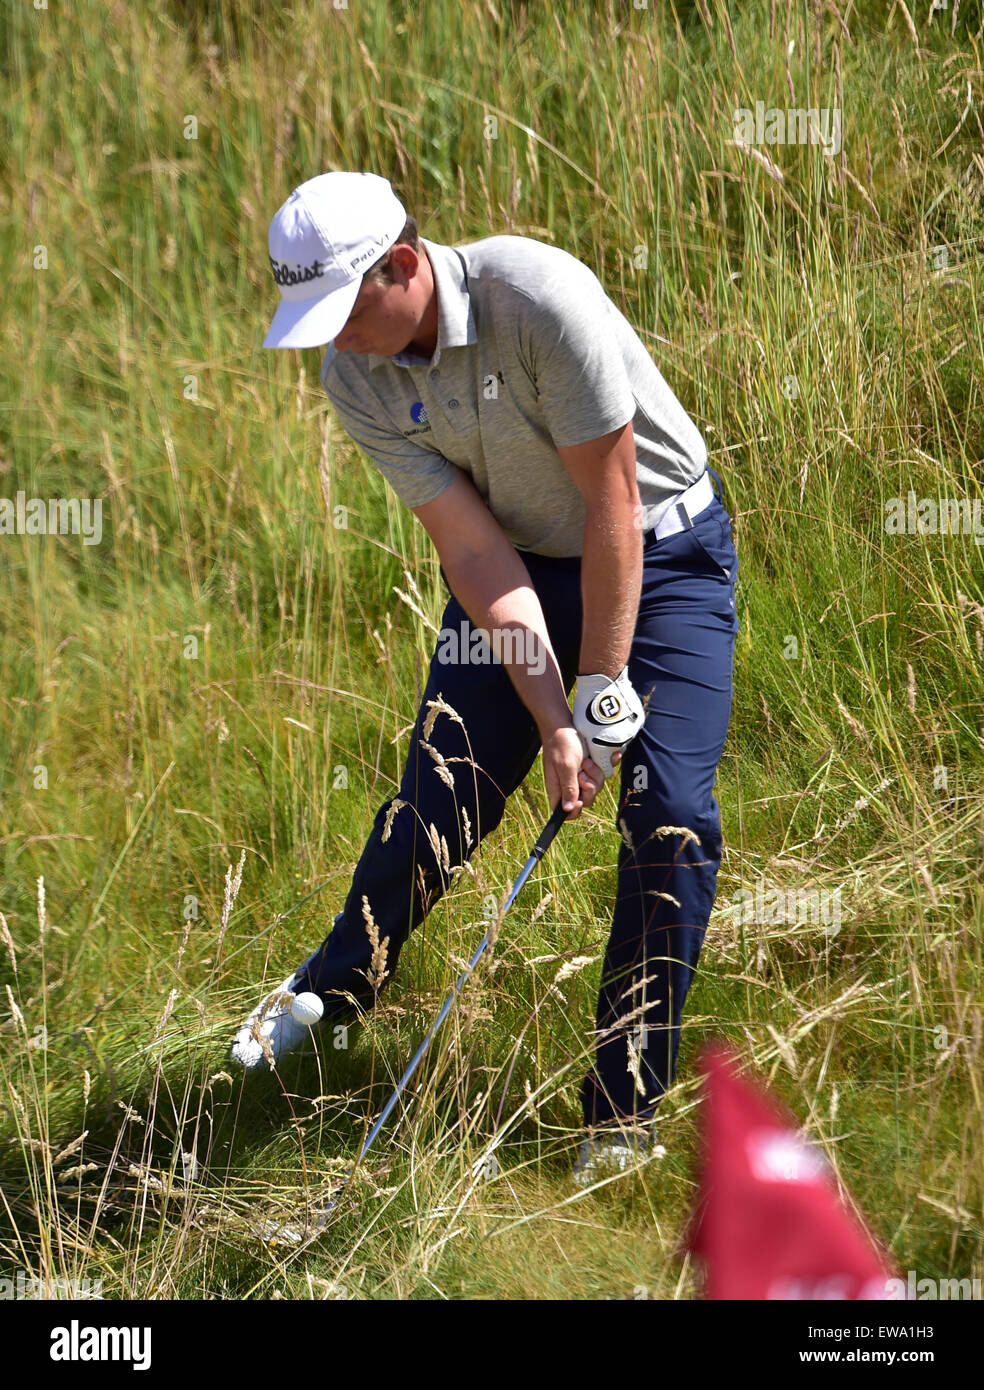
573, 666, 644, 778
541, 723, 615, 820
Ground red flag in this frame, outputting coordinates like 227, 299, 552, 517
688, 1042, 900, 1299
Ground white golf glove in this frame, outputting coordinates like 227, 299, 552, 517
573, 666, 645, 779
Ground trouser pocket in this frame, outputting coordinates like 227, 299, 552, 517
689, 507, 737, 581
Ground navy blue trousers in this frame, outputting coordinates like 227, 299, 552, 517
297, 478, 739, 1129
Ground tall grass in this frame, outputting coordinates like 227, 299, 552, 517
1, 0, 982, 1298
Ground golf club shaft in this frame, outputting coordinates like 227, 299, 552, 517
355, 798, 568, 1164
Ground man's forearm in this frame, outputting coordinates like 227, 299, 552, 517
578, 499, 643, 677
440, 547, 574, 737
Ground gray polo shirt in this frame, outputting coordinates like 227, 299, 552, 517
320, 235, 707, 558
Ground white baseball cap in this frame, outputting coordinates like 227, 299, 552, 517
263, 172, 407, 349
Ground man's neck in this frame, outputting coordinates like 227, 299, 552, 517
405, 246, 439, 361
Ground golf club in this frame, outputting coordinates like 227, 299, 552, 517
262, 797, 568, 1248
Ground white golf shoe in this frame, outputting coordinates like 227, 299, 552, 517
230, 956, 322, 1071
571, 1129, 666, 1188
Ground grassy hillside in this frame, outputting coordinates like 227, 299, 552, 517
1, 0, 982, 1299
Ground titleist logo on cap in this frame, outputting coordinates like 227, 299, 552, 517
269, 256, 326, 287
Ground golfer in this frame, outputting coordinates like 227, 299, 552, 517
233, 171, 739, 1184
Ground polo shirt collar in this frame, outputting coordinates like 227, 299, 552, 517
367, 238, 475, 371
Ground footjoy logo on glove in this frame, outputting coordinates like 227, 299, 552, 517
591, 693, 623, 722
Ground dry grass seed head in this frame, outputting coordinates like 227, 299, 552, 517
361, 895, 390, 990
53, 1131, 89, 1166
0, 912, 17, 973
626, 1030, 646, 1096
420, 740, 455, 790
218, 849, 247, 952
5, 984, 26, 1032
58, 1162, 98, 1183
652, 825, 701, 846
381, 797, 407, 843
422, 693, 465, 739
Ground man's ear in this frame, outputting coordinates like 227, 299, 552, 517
386, 242, 421, 284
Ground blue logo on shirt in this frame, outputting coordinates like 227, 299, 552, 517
410, 402, 429, 425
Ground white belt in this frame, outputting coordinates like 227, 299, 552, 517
650, 470, 714, 540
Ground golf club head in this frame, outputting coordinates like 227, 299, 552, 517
261, 1194, 340, 1249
